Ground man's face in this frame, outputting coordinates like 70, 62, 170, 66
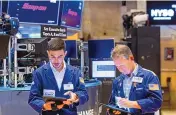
47, 49, 66, 69
113, 56, 133, 75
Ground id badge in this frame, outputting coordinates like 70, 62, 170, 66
64, 83, 74, 90
43, 89, 55, 97
132, 77, 143, 83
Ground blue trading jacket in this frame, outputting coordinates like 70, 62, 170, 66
109, 65, 162, 115
28, 63, 89, 115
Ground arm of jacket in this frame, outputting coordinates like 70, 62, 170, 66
74, 69, 89, 106
108, 80, 117, 105
137, 73, 163, 114
106, 80, 117, 115
28, 70, 45, 114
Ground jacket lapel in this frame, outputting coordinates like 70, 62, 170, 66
118, 75, 126, 98
60, 65, 74, 91
129, 66, 144, 100
44, 63, 60, 92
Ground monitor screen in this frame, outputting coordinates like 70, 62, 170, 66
92, 60, 116, 78
60, 1, 83, 29
65, 40, 77, 58
7, 1, 60, 25
88, 39, 114, 58
147, 1, 176, 25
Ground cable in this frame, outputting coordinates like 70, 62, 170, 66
21, 51, 32, 58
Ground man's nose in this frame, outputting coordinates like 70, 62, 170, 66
53, 58, 59, 63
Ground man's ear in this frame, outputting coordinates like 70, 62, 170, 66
65, 51, 67, 56
129, 55, 134, 60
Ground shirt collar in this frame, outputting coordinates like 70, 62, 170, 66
124, 63, 138, 78
131, 63, 138, 76
50, 61, 66, 72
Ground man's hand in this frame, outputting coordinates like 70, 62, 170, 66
56, 91, 79, 110
113, 110, 121, 115
118, 98, 141, 109
107, 108, 121, 115
43, 101, 55, 111
64, 91, 79, 105
55, 91, 79, 110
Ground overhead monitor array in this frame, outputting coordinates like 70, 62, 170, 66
7, 1, 60, 25
7, 1, 84, 30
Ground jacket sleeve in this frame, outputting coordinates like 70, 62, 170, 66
137, 73, 163, 114
108, 80, 117, 105
28, 70, 45, 114
106, 80, 117, 115
74, 69, 89, 105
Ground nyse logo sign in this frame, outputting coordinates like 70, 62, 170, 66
151, 9, 175, 20
77, 109, 94, 115
151, 9, 174, 17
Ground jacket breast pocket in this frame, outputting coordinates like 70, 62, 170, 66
135, 84, 146, 99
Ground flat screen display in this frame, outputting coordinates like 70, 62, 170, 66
92, 60, 116, 78
88, 39, 114, 58
147, 1, 176, 25
65, 40, 77, 58
60, 1, 83, 29
7, 1, 60, 25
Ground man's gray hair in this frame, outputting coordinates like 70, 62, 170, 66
111, 44, 133, 59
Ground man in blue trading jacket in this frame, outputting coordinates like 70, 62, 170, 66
107, 45, 162, 115
28, 38, 89, 115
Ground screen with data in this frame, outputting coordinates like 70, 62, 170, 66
60, 1, 83, 29
7, 1, 60, 25
92, 60, 116, 78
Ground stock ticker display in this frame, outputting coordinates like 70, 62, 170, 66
7, 1, 60, 25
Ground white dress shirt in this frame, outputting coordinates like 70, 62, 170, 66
50, 61, 66, 91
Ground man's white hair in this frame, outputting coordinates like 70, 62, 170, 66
111, 44, 133, 59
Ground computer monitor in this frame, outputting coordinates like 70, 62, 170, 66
65, 40, 77, 58
88, 39, 115, 58
60, 1, 84, 30
91, 59, 116, 78
7, 1, 60, 25
17, 38, 49, 58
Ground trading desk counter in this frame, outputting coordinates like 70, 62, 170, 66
0, 79, 102, 115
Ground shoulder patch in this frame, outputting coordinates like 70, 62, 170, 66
79, 77, 85, 83
149, 84, 159, 91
